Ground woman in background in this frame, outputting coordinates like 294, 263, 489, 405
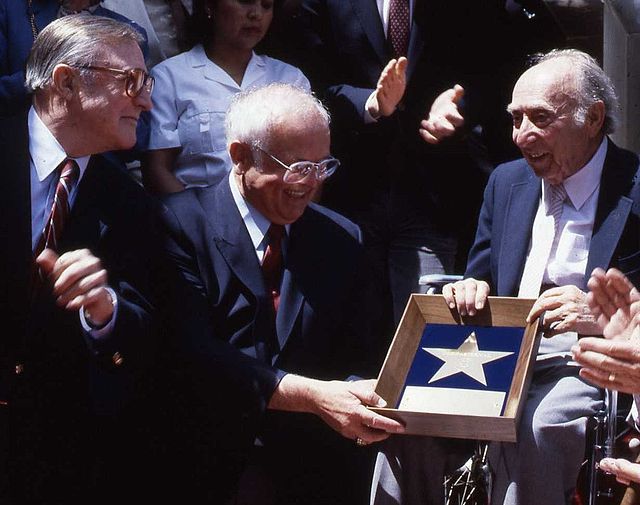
142, 0, 309, 193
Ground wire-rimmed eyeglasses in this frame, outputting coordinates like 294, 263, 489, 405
253, 145, 339, 183
73, 65, 154, 97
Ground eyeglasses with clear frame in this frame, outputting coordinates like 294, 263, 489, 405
253, 145, 340, 183
73, 65, 155, 97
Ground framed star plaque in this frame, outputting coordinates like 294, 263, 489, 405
371, 294, 540, 442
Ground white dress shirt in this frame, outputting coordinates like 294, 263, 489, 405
519, 137, 608, 356
146, 44, 310, 189
229, 171, 289, 262
29, 106, 90, 251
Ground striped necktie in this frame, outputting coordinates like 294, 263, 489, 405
518, 183, 567, 298
34, 158, 80, 259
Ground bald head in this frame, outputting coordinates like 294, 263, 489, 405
507, 49, 614, 184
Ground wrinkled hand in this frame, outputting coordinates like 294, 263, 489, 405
526, 285, 599, 336
587, 267, 640, 340
309, 379, 405, 444
441, 277, 490, 317
572, 336, 640, 393
419, 84, 465, 144
599, 457, 640, 485
367, 57, 408, 118
37, 248, 114, 326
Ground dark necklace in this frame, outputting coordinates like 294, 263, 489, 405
27, 0, 39, 39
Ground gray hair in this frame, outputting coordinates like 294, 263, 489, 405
25, 13, 144, 93
529, 48, 620, 134
225, 83, 330, 150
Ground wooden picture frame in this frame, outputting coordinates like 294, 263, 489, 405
371, 294, 540, 442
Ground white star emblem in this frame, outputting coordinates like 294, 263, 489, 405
423, 331, 513, 386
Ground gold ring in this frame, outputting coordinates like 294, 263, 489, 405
609, 372, 616, 382
355, 437, 367, 447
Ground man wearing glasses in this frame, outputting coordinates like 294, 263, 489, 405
157, 82, 405, 505
0, 14, 159, 505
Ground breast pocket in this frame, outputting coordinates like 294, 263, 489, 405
179, 103, 228, 156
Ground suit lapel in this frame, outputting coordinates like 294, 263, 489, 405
498, 176, 540, 295
406, 1, 425, 79
275, 223, 306, 355
208, 180, 266, 298
351, 0, 388, 65
585, 143, 634, 288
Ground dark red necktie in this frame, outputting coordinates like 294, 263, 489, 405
32, 159, 79, 289
388, 0, 410, 58
34, 158, 79, 257
261, 224, 285, 312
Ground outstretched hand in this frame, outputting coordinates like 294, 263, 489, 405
419, 84, 465, 144
572, 268, 640, 393
587, 267, 640, 340
366, 57, 408, 118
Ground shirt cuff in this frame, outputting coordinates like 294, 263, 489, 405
364, 91, 380, 124
79, 286, 118, 340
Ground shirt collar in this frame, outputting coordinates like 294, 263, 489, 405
542, 137, 608, 211
228, 171, 288, 251
29, 106, 91, 182
187, 44, 263, 87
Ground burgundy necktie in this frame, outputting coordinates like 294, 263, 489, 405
388, 0, 410, 58
261, 224, 285, 312
32, 159, 79, 290
34, 159, 80, 257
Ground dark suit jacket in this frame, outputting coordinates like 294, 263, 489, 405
0, 0, 149, 116
465, 140, 640, 292
0, 112, 161, 505
159, 177, 378, 504
286, 0, 506, 229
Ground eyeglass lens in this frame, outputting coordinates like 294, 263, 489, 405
126, 69, 153, 97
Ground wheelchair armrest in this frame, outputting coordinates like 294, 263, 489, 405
418, 274, 463, 294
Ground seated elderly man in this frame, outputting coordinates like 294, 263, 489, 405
157, 82, 404, 505
371, 48, 640, 505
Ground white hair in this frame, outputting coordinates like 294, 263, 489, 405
529, 48, 620, 134
225, 83, 330, 150
25, 13, 144, 93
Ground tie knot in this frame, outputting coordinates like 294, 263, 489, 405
549, 183, 567, 204
267, 223, 285, 244
58, 158, 80, 190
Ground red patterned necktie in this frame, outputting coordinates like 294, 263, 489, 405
388, 0, 410, 58
261, 224, 285, 312
34, 158, 80, 259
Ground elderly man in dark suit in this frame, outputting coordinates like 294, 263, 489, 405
372, 49, 640, 504
0, 14, 159, 505
158, 82, 405, 505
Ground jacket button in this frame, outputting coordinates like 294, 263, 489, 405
112, 352, 124, 367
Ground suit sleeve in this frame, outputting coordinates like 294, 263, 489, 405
464, 167, 497, 287
158, 201, 282, 436
294, 0, 375, 126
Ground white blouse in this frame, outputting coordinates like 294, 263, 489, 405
146, 44, 310, 188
